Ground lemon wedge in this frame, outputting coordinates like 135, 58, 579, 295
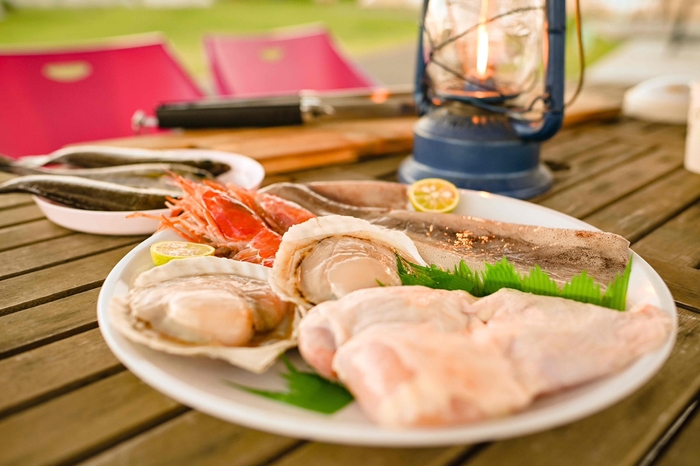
150, 241, 216, 266
408, 178, 460, 213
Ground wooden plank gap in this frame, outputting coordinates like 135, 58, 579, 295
0, 238, 142, 281
443, 443, 489, 466
254, 441, 308, 466
58, 405, 190, 466
0, 321, 98, 361
638, 398, 699, 466
0, 219, 74, 253
0, 199, 33, 212
0, 365, 126, 419
0, 280, 103, 317
0, 289, 101, 360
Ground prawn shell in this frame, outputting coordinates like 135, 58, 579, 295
269, 215, 426, 312
110, 256, 299, 373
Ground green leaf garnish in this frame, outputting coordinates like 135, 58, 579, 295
396, 254, 632, 311
226, 355, 354, 414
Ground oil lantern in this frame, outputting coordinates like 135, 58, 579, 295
399, 0, 566, 199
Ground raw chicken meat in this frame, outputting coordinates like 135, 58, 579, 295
469, 289, 673, 395
302, 286, 672, 428
333, 322, 532, 428
298, 286, 482, 379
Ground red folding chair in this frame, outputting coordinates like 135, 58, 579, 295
0, 34, 204, 158
203, 27, 376, 97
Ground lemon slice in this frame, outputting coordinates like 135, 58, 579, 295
150, 241, 216, 266
408, 178, 460, 213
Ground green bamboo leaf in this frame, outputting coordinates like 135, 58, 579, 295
522, 265, 560, 297
396, 254, 632, 311
227, 355, 354, 414
481, 258, 522, 295
602, 256, 633, 311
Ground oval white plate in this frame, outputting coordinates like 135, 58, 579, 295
32, 149, 265, 236
97, 190, 677, 446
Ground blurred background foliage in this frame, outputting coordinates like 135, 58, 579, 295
0, 0, 618, 82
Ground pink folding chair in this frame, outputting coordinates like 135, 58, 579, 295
203, 27, 376, 97
0, 34, 204, 158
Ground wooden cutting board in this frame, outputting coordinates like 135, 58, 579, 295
97, 88, 622, 175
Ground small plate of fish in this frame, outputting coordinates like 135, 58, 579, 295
0, 146, 265, 235
96, 180, 677, 446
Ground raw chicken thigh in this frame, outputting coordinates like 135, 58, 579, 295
469, 289, 673, 395
333, 322, 532, 428
301, 286, 672, 429
298, 286, 482, 379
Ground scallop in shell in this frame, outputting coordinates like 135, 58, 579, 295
269, 215, 426, 311
110, 256, 298, 373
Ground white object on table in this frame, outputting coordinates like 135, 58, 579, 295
685, 81, 700, 175
623, 75, 691, 124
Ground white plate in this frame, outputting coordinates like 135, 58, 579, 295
32, 149, 265, 236
97, 190, 677, 446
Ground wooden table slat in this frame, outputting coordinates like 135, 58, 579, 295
642, 259, 700, 313
584, 168, 700, 243
0, 289, 100, 359
269, 444, 470, 466
632, 200, 700, 269
0, 244, 138, 317
82, 410, 301, 466
0, 204, 45, 229
0, 219, 73, 253
0, 371, 183, 466
654, 401, 700, 466
0, 328, 121, 417
542, 141, 654, 197
0, 233, 142, 280
539, 148, 682, 218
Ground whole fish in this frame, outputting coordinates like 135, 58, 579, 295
13, 145, 231, 177
0, 157, 214, 191
0, 175, 177, 211
261, 181, 630, 286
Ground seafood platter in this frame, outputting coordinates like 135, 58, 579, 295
0, 146, 265, 235
94, 177, 676, 446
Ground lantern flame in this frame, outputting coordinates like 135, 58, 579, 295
476, 0, 489, 79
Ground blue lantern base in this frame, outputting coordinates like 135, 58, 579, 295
398, 106, 553, 199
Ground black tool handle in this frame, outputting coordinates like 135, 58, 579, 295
155, 98, 304, 129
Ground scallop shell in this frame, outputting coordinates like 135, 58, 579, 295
110, 256, 299, 373
270, 215, 426, 312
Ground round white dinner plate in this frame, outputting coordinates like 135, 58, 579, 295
32, 149, 265, 236
97, 189, 677, 446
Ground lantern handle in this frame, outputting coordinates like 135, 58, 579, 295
511, 0, 566, 142
414, 0, 432, 116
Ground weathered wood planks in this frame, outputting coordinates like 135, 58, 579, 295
0, 328, 121, 416
0, 372, 184, 466
0, 289, 100, 358
83, 411, 301, 466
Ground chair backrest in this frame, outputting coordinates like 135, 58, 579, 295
203, 27, 376, 97
0, 35, 204, 158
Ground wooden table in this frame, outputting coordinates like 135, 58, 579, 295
2, 114, 700, 466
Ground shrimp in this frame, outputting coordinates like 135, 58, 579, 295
156, 175, 315, 267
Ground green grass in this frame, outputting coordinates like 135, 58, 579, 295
0, 0, 419, 80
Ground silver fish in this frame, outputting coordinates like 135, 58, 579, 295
12, 145, 231, 176
0, 158, 214, 191
0, 175, 176, 211
261, 181, 630, 286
